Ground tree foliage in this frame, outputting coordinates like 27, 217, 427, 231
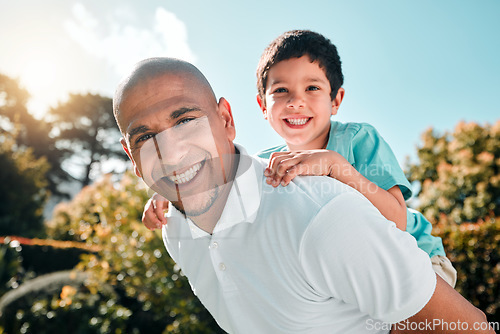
48, 93, 128, 187
0, 73, 69, 198
407, 121, 500, 223
0, 134, 49, 237
1, 74, 129, 199
406, 120, 500, 324
45, 172, 222, 333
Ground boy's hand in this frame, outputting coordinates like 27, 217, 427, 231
264, 150, 348, 187
142, 193, 169, 230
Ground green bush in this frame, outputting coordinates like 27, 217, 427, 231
406, 121, 500, 326
0, 273, 131, 334
45, 172, 222, 333
0, 135, 49, 237
0, 240, 24, 296
434, 216, 500, 325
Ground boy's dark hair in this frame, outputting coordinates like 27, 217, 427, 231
256, 30, 344, 103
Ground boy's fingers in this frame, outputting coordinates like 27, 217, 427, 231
268, 152, 294, 171
281, 164, 310, 185
266, 175, 281, 187
142, 209, 162, 230
153, 200, 168, 224
275, 156, 302, 177
269, 151, 290, 159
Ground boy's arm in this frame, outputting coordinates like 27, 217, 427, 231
392, 275, 494, 333
142, 193, 169, 230
265, 150, 408, 230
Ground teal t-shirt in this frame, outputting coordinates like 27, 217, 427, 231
257, 120, 445, 257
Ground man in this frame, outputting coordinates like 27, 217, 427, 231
114, 57, 492, 334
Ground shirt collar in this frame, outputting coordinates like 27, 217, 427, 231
167, 143, 263, 239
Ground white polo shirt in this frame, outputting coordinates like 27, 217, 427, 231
162, 145, 436, 334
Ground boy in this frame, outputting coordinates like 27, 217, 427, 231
143, 30, 456, 287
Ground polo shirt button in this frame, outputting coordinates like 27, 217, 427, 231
219, 263, 226, 271
212, 242, 219, 249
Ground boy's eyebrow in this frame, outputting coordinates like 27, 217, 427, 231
268, 76, 328, 86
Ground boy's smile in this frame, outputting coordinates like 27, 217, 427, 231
258, 55, 343, 151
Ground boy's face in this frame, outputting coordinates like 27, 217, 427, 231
258, 56, 343, 150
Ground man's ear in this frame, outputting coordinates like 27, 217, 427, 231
256, 94, 268, 120
121, 138, 142, 178
331, 87, 345, 116
218, 97, 236, 141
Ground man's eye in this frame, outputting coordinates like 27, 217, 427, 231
136, 133, 154, 144
307, 86, 319, 91
175, 117, 195, 127
273, 87, 287, 93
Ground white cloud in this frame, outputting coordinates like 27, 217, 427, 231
64, 3, 197, 77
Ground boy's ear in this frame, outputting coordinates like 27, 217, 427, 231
331, 87, 345, 116
218, 97, 236, 141
256, 94, 268, 120
121, 138, 142, 178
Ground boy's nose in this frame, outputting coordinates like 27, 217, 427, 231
286, 93, 305, 109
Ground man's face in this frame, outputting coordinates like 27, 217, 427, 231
118, 72, 236, 217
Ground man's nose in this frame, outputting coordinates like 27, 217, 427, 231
154, 132, 189, 169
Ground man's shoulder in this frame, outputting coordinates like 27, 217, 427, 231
259, 172, 363, 224
290, 175, 360, 206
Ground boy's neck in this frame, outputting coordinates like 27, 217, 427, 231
286, 130, 330, 151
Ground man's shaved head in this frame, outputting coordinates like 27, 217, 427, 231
113, 57, 216, 133
114, 57, 238, 228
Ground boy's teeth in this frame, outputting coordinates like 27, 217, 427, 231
287, 118, 308, 125
168, 163, 202, 184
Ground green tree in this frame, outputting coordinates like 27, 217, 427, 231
0, 134, 49, 237
48, 93, 128, 188
406, 120, 500, 324
45, 172, 222, 333
0, 73, 70, 198
407, 120, 500, 224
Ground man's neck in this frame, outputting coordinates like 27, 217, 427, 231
190, 147, 240, 234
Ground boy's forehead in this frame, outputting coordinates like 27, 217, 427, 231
267, 56, 327, 81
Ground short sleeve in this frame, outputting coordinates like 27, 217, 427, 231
256, 144, 288, 159
350, 123, 412, 200
299, 191, 436, 323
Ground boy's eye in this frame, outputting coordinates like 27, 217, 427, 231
307, 86, 319, 91
273, 87, 288, 93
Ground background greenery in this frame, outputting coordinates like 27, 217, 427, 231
1, 73, 498, 333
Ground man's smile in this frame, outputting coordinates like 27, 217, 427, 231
167, 161, 203, 185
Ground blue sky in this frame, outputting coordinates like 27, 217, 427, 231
1, 0, 499, 167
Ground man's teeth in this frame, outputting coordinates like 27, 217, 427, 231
287, 118, 309, 125
168, 163, 202, 184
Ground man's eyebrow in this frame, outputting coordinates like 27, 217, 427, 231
171, 107, 201, 120
128, 125, 150, 140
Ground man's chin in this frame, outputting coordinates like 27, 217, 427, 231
170, 186, 220, 218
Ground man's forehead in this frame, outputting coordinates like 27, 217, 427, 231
122, 77, 210, 121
